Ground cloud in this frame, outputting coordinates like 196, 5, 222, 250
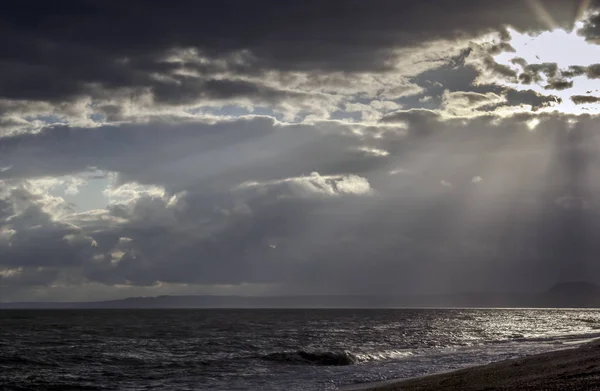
578, 11, 600, 43
586, 63, 600, 78
440, 91, 506, 117
344, 100, 402, 122
405, 60, 561, 114
4, 1, 600, 301
561, 65, 588, 78
521, 63, 560, 84
504, 89, 561, 109
557, 63, 600, 80
571, 95, 600, 104
3, 111, 600, 299
544, 79, 574, 90
237, 172, 373, 198
0, 1, 588, 125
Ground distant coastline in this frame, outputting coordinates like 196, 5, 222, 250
2, 282, 600, 309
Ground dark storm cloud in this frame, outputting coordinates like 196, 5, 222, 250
151, 78, 315, 106
3, 112, 600, 295
0, 185, 97, 281
4, 1, 600, 301
0, 0, 586, 103
2, 8, 598, 293
0, 117, 386, 190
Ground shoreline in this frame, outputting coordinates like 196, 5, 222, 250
341, 339, 600, 391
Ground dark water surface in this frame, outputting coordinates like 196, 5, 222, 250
2, 309, 600, 390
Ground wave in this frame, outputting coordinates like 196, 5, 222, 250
504, 330, 600, 345
261, 349, 412, 366
354, 349, 413, 362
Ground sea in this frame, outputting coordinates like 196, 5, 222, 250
2, 308, 600, 391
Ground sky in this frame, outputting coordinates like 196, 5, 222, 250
3, 0, 600, 302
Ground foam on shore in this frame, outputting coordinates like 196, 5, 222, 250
340, 339, 600, 391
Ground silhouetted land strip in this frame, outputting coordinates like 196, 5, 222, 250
343, 339, 600, 391
2, 282, 599, 309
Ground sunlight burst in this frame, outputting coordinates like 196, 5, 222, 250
492, 16, 600, 115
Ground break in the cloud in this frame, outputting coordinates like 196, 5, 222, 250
2, 0, 600, 301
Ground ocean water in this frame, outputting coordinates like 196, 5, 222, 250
2, 309, 600, 390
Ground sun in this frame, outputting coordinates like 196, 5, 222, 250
490, 18, 600, 115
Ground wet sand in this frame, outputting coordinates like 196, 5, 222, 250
341, 339, 600, 391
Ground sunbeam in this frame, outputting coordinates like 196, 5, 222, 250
490, 25, 600, 114
7, 1, 600, 390
526, 0, 558, 31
